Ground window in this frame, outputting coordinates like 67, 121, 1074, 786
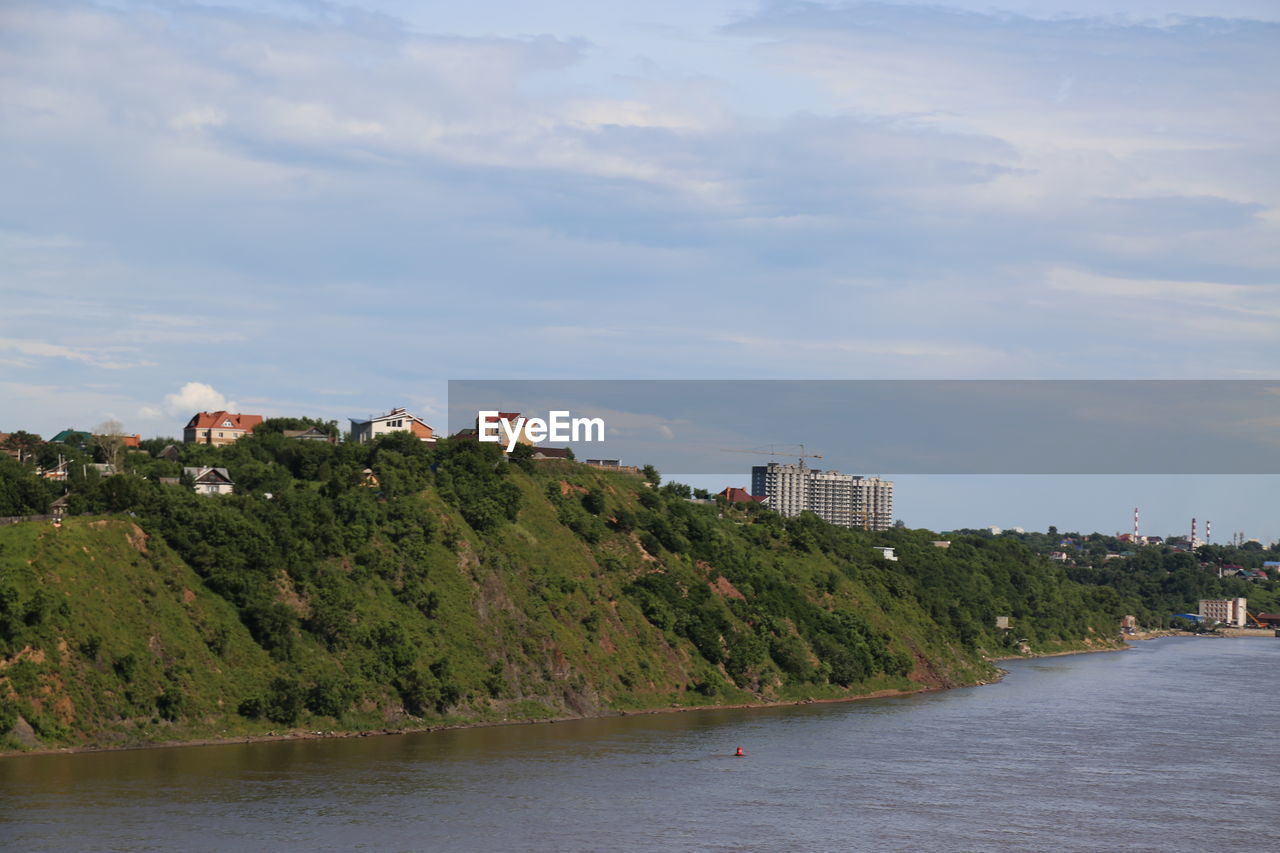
223, 420, 233, 427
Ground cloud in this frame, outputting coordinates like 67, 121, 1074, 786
0, 336, 153, 370
0, 0, 1277, 437
155, 382, 239, 417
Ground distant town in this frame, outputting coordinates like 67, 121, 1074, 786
3, 406, 903, 531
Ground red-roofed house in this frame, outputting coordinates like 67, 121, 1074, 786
476, 412, 535, 447
184, 411, 264, 446
719, 487, 766, 504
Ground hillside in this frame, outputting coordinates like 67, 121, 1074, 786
0, 433, 1124, 752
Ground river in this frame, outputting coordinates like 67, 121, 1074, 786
3, 637, 1279, 851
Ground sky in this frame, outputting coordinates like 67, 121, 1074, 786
2, 1, 1277, 540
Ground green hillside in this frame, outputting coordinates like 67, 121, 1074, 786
0, 431, 1124, 752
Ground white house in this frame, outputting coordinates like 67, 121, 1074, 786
349, 407, 436, 444
184, 466, 235, 496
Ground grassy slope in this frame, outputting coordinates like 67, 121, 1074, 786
0, 464, 1118, 752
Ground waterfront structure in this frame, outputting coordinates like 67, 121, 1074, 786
184, 411, 263, 446
349, 407, 435, 443
1198, 597, 1247, 628
750, 462, 894, 530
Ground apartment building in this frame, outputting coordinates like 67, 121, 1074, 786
1198, 597, 1247, 628
751, 462, 895, 531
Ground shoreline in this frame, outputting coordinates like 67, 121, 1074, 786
2, 636, 1183, 759
3, 684, 950, 759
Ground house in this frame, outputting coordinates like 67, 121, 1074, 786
50, 428, 93, 448
476, 412, 534, 447
157, 444, 181, 463
49, 495, 69, 519
184, 412, 263, 446
349, 407, 435, 443
718, 487, 766, 504
183, 466, 235, 495
530, 446, 572, 460
585, 459, 641, 474
873, 546, 898, 562
359, 468, 380, 488
282, 427, 336, 443
89, 463, 118, 477
39, 457, 70, 481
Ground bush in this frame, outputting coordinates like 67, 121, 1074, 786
264, 677, 306, 724
307, 677, 355, 718
156, 688, 189, 722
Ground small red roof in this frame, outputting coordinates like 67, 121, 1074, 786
720, 487, 765, 504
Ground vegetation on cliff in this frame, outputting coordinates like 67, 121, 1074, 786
2, 428, 1123, 752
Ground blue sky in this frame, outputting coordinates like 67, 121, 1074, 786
2, 1, 1277, 539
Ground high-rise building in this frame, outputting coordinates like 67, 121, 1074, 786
751, 462, 894, 531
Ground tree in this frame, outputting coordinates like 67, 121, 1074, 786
93, 419, 127, 474
2, 431, 43, 465
0, 456, 52, 515
641, 464, 660, 485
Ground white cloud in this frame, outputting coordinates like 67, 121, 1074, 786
158, 382, 238, 416
0, 337, 153, 370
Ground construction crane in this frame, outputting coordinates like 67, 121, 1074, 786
720, 444, 823, 470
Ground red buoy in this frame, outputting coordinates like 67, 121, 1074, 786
734, 746, 745, 757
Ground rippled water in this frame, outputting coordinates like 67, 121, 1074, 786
4, 637, 1279, 851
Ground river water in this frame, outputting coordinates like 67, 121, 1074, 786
3, 637, 1279, 851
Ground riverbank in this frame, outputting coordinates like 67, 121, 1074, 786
986, 638, 1132, 662
8, 636, 1153, 759
3, 682, 957, 759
